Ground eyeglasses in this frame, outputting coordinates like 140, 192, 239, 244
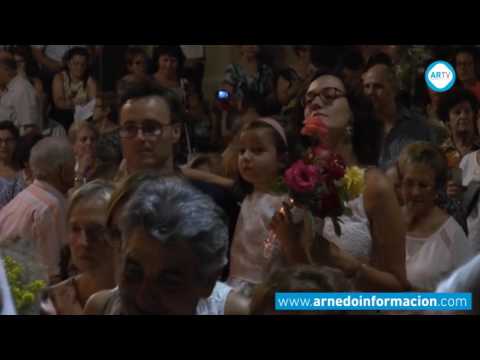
119, 122, 173, 139
302, 87, 346, 108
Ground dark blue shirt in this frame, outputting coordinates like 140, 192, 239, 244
379, 106, 434, 169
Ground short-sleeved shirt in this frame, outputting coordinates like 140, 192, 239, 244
0, 180, 68, 281
0, 75, 41, 132
406, 216, 473, 291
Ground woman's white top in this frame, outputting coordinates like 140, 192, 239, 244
323, 195, 372, 260
406, 217, 473, 291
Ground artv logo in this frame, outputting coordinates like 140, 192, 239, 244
425, 60, 456, 92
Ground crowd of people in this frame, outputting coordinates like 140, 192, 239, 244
1, 44, 480, 315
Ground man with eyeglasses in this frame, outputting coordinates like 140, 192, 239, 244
117, 82, 183, 178
362, 59, 433, 169
116, 79, 239, 253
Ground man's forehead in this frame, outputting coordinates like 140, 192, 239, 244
363, 64, 390, 83
120, 96, 171, 123
125, 234, 197, 272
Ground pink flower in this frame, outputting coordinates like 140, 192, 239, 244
301, 115, 329, 139
284, 160, 320, 194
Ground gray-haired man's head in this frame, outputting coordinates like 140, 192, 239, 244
118, 176, 228, 315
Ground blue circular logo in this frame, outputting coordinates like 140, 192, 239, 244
425, 60, 456, 93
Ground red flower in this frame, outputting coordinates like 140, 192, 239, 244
313, 182, 343, 218
301, 115, 328, 139
327, 153, 346, 180
284, 160, 321, 194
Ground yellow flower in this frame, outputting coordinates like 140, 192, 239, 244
343, 166, 365, 201
3, 256, 46, 314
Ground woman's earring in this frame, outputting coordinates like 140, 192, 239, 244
346, 123, 353, 140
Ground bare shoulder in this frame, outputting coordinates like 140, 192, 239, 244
363, 168, 396, 207
52, 72, 64, 87
83, 289, 113, 315
224, 291, 251, 315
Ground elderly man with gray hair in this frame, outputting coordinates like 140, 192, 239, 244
85, 176, 249, 315
0, 137, 75, 284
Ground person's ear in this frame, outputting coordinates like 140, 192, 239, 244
171, 123, 182, 144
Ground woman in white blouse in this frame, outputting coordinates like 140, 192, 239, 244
398, 142, 474, 291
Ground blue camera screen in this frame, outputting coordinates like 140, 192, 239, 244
218, 90, 229, 99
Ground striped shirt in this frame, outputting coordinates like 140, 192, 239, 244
0, 180, 68, 281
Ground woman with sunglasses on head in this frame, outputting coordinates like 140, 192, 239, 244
270, 70, 409, 292
40, 180, 116, 315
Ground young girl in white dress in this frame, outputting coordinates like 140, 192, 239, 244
227, 118, 290, 297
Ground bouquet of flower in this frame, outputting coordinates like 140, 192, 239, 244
0, 238, 48, 315
272, 115, 364, 236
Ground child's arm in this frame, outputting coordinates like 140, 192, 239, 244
180, 167, 234, 190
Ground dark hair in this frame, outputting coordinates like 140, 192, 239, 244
233, 117, 291, 199
290, 69, 382, 166
242, 88, 269, 116
9, 46, 40, 82
0, 120, 20, 140
339, 48, 365, 72
62, 46, 91, 86
437, 87, 479, 128
250, 265, 353, 315
121, 177, 229, 282
124, 47, 148, 74
119, 78, 185, 125
364, 52, 394, 71
398, 142, 448, 191
275, 67, 297, 87
12, 133, 44, 169
152, 45, 186, 77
